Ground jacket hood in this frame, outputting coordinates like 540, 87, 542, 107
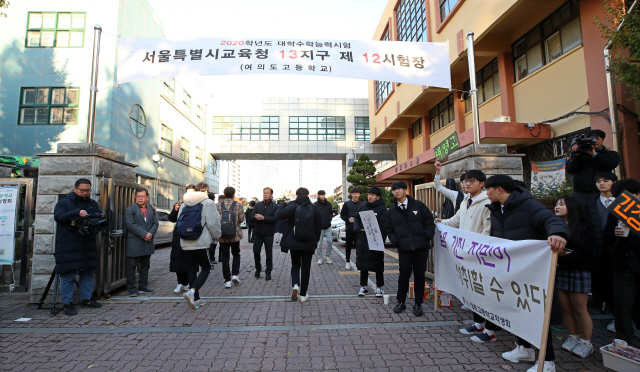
503, 187, 534, 210
183, 191, 209, 206
295, 195, 311, 206
466, 191, 489, 205
366, 198, 385, 209
445, 178, 457, 191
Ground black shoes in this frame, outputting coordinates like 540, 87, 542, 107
255, 270, 261, 278
265, 273, 272, 281
63, 302, 77, 316
82, 299, 103, 308
138, 287, 154, 293
393, 303, 406, 313
129, 290, 138, 297
413, 304, 424, 317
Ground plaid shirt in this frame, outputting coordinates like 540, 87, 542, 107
217, 199, 245, 243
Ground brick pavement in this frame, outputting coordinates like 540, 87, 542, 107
0, 233, 636, 371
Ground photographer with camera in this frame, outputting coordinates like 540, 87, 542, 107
567, 129, 620, 203
53, 178, 105, 316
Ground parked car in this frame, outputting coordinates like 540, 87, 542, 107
154, 208, 174, 245
331, 216, 345, 241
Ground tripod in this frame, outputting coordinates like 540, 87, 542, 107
37, 269, 79, 317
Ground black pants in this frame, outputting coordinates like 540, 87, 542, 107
208, 242, 217, 265
253, 234, 274, 273
397, 249, 428, 305
345, 226, 355, 262
176, 271, 188, 286
472, 313, 501, 331
290, 250, 313, 296
613, 257, 640, 342
220, 241, 241, 282
517, 328, 555, 361
185, 249, 211, 301
126, 255, 151, 291
360, 270, 384, 288
248, 226, 254, 242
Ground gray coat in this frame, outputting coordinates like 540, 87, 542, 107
124, 203, 159, 257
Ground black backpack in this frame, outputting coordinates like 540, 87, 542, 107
220, 201, 238, 239
176, 203, 205, 240
293, 203, 315, 241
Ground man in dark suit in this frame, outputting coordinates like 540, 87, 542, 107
124, 188, 159, 297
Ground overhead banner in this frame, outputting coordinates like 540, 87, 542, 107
0, 187, 18, 265
116, 38, 452, 88
435, 224, 552, 349
531, 159, 566, 191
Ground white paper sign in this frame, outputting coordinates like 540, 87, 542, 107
117, 37, 452, 88
435, 223, 552, 349
0, 187, 18, 265
359, 210, 385, 252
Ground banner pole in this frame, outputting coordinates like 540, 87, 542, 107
536, 252, 558, 372
87, 25, 102, 144
433, 240, 438, 312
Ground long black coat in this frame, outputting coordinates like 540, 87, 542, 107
354, 199, 387, 272
385, 196, 435, 253
168, 207, 188, 273
277, 195, 322, 252
53, 191, 103, 274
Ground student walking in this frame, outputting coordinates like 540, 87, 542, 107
178, 182, 221, 309
250, 187, 278, 280
386, 181, 436, 317
353, 187, 387, 297
314, 190, 334, 265
340, 188, 364, 270
217, 187, 245, 288
246, 200, 256, 243
278, 187, 322, 303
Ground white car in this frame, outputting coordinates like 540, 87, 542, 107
154, 208, 174, 245
330, 216, 345, 241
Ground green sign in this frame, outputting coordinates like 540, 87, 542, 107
433, 132, 460, 161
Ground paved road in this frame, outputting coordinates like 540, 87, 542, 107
0, 233, 633, 371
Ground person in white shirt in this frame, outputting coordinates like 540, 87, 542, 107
434, 160, 466, 219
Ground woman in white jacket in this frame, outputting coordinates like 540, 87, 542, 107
178, 182, 222, 309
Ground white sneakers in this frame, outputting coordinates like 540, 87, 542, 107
224, 281, 232, 288
231, 275, 241, 284
561, 337, 580, 352
174, 284, 183, 293
299, 294, 309, 303
375, 288, 384, 297
345, 262, 351, 270
527, 361, 555, 372
318, 258, 323, 265
324, 256, 332, 264
183, 291, 196, 309
358, 287, 369, 296
571, 340, 594, 358
502, 344, 535, 363
291, 284, 299, 301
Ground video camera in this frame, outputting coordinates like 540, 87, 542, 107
70, 213, 107, 235
571, 134, 597, 154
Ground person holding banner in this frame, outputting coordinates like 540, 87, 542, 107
554, 197, 596, 358
484, 175, 569, 372
353, 187, 387, 297
386, 181, 435, 316
434, 160, 465, 219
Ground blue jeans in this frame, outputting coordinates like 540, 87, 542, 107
60, 270, 94, 304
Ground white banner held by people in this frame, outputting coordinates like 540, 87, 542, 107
359, 210, 385, 252
434, 223, 552, 349
117, 38, 451, 88
0, 187, 19, 265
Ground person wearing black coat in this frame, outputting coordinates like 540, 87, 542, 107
168, 203, 190, 293
53, 179, 104, 315
246, 201, 256, 243
314, 190, 334, 265
277, 187, 322, 303
385, 181, 435, 317
249, 187, 279, 280
353, 187, 387, 298
340, 188, 364, 270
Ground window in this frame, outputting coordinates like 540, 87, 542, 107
129, 105, 147, 138
429, 94, 454, 133
463, 59, 501, 112
19, 87, 79, 124
512, 0, 581, 81
160, 125, 173, 154
411, 118, 422, 139
212, 116, 279, 141
195, 147, 203, 169
162, 78, 175, 102
26, 12, 85, 47
440, 0, 459, 21
196, 106, 204, 130
180, 138, 190, 163
396, 0, 426, 42
355, 117, 370, 141
375, 27, 392, 109
183, 90, 191, 117
289, 117, 345, 141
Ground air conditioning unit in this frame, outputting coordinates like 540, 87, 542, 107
490, 116, 511, 122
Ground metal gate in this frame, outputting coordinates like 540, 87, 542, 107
96, 178, 144, 297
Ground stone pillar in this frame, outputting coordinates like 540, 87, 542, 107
30, 143, 136, 303
0, 163, 14, 178
440, 144, 525, 181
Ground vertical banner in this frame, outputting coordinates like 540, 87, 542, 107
531, 159, 566, 190
0, 187, 18, 265
435, 224, 552, 348
359, 210, 385, 252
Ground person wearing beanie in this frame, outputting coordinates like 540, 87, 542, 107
353, 187, 387, 297
340, 187, 364, 270
313, 190, 334, 265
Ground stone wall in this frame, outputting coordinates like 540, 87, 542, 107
440, 144, 525, 181
0, 163, 13, 178
30, 143, 136, 303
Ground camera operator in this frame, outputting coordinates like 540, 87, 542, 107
53, 178, 104, 316
567, 129, 620, 203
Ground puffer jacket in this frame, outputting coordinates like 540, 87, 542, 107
340, 199, 364, 228
314, 198, 333, 229
277, 195, 322, 252
178, 191, 222, 250
353, 198, 387, 272
385, 195, 435, 253
441, 191, 491, 235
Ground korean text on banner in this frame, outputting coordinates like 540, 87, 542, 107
531, 159, 566, 191
0, 187, 19, 265
359, 210, 385, 252
116, 38, 451, 88
434, 223, 552, 349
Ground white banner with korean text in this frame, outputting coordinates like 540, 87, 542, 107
116, 38, 451, 88
435, 223, 552, 349
0, 187, 19, 265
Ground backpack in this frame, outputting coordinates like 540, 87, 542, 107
293, 203, 315, 241
176, 203, 204, 240
220, 201, 238, 239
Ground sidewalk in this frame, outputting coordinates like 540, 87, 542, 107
0, 234, 633, 372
